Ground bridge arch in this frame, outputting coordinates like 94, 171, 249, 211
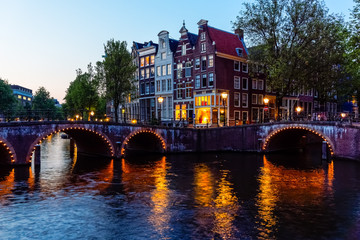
121, 129, 166, 156
26, 126, 115, 164
0, 138, 17, 165
262, 125, 334, 156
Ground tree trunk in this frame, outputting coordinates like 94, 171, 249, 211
114, 102, 119, 123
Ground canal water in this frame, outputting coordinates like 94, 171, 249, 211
0, 133, 360, 240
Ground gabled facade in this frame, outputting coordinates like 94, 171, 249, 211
155, 30, 178, 122
173, 22, 198, 124
133, 41, 158, 122
191, 19, 262, 126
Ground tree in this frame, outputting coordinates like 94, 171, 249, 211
32, 87, 57, 120
346, 0, 360, 102
64, 64, 100, 120
100, 39, 137, 123
234, 0, 346, 119
0, 79, 17, 117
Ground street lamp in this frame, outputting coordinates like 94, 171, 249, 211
296, 106, 302, 120
158, 96, 164, 123
121, 108, 126, 123
90, 111, 94, 121
263, 97, 269, 122
221, 92, 228, 126
75, 114, 79, 121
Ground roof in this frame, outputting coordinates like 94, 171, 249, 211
207, 26, 248, 58
133, 41, 158, 50
169, 38, 179, 53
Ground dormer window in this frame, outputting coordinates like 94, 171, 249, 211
182, 44, 186, 55
236, 48, 243, 57
161, 39, 166, 48
201, 32, 206, 41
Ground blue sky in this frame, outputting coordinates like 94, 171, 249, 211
0, 0, 356, 103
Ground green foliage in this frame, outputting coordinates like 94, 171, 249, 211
234, 0, 346, 114
64, 63, 100, 119
0, 79, 17, 115
100, 39, 137, 123
32, 86, 57, 120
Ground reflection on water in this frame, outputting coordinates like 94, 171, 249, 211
0, 134, 359, 239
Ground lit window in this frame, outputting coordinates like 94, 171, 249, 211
140, 69, 145, 79
23, 96, 26, 100
150, 55, 155, 65
167, 64, 171, 75
162, 65, 166, 76
258, 95, 263, 105
27, 97, 31, 101
150, 67, 155, 77
234, 76, 240, 89
208, 55, 214, 67
146, 68, 150, 78
145, 56, 150, 66
140, 57, 144, 67
18, 95, 22, 99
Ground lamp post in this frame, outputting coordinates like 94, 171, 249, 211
90, 111, 94, 121
221, 92, 228, 126
158, 96, 164, 124
296, 106, 302, 120
263, 97, 269, 122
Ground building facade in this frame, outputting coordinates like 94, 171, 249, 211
154, 31, 178, 123
11, 85, 33, 106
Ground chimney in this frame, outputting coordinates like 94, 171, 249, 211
197, 19, 208, 28
235, 28, 244, 40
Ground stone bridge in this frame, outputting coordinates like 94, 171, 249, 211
0, 121, 359, 165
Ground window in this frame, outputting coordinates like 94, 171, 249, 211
236, 48, 243, 57
202, 74, 207, 88
242, 93, 248, 107
150, 81, 155, 94
146, 68, 150, 78
209, 73, 214, 87
234, 76, 240, 89
145, 83, 150, 94
18, 95, 21, 99
182, 44, 186, 55
201, 32, 206, 40
140, 69, 145, 79
185, 61, 192, 77
177, 83, 182, 99
242, 111, 248, 123
140, 57, 144, 67
235, 111, 241, 124
161, 79, 166, 92
140, 83, 145, 95
161, 39, 165, 48
167, 64, 171, 75
242, 78, 248, 90
195, 75, 200, 89
150, 55, 155, 65
195, 58, 200, 69
161, 52, 166, 60
201, 43, 206, 52
258, 95, 263, 105
167, 79, 171, 91
208, 55, 214, 67
177, 63, 183, 79
156, 80, 160, 92
157, 66, 161, 77
145, 56, 150, 66
201, 56, 206, 71
252, 94, 257, 104
150, 67, 155, 77
234, 93, 240, 107
185, 82, 191, 98
162, 65, 166, 76
168, 97, 172, 117
234, 61, 240, 71
242, 63, 248, 73
252, 79, 257, 89
258, 80, 264, 90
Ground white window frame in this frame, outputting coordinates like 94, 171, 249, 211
234, 92, 240, 107
234, 76, 240, 89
